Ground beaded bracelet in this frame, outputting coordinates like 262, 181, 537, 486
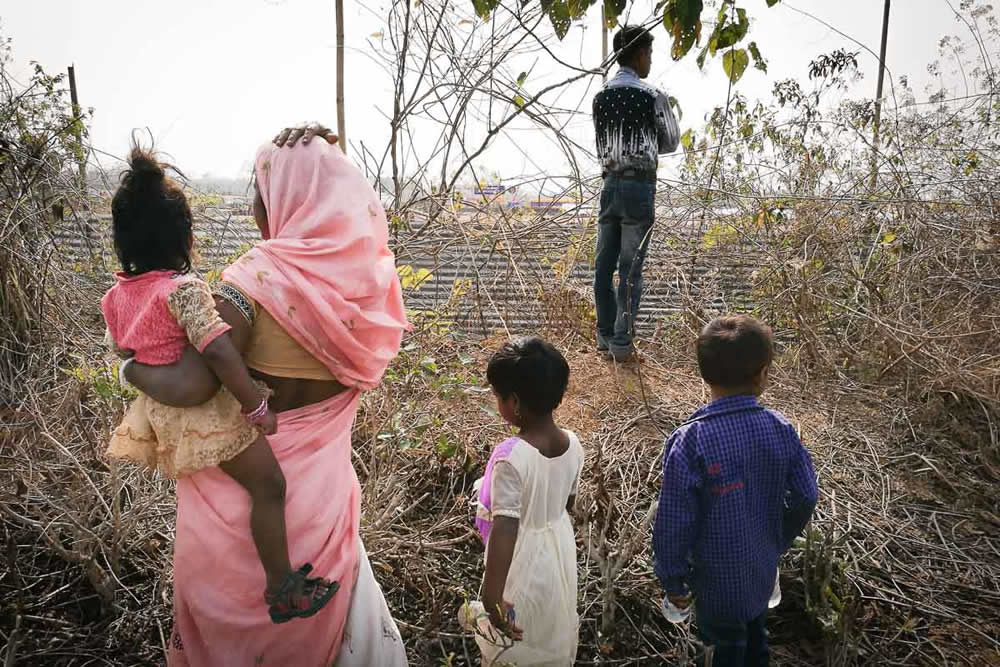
243, 395, 270, 425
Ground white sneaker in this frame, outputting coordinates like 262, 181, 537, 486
768, 571, 781, 609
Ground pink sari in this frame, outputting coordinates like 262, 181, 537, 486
169, 141, 408, 666
169, 392, 361, 665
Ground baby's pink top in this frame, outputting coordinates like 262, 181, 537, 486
102, 270, 230, 365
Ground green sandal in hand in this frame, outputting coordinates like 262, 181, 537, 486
266, 563, 339, 624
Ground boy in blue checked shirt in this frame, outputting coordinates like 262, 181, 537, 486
653, 315, 818, 666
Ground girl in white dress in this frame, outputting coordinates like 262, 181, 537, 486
460, 337, 584, 666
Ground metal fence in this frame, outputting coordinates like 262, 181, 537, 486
54, 195, 761, 336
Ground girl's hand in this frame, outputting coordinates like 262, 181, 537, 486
487, 600, 523, 641
668, 593, 693, 610
258, 408, 278, 436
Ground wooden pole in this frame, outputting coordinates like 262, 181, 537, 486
335, 0, 347, 155
67, 65, 86, 188
601, 6, 608, 82
870, 0, 890, 190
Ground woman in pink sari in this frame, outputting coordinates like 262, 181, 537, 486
123, 129, 409, 666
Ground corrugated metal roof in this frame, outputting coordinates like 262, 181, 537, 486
55, 206, 759, 335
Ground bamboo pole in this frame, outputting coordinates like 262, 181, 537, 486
870, 0, 890, 190
336, 0, 347, 155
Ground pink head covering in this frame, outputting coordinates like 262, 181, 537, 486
223, 141, 409, 389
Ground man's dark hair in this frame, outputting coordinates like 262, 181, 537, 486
112, 143, 193, 276
487, 337, 570, 414
696, 315, 774, 387
613, 25, 654, 67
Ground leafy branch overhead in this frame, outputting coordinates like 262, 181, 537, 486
472, 0, 778, 82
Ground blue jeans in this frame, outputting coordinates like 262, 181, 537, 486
594, 175, 655, 354
696, 610, 770, 667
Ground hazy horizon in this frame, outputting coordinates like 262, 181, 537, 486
4, 1, 979, 180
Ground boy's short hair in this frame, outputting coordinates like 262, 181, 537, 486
487, 336, 570, 414
613, 25, 654, 67
697, 315, 774, 387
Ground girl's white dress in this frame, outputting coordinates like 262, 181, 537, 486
461, 430, 585, 666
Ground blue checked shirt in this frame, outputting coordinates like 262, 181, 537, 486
653, 394, 818, 623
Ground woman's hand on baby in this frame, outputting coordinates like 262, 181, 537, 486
273, 124, 338, 148
258, 408, 278, 436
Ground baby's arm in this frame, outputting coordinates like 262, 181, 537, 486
124, 287, 254, 407
201, 336, 276, 433
167, 280, 274, 432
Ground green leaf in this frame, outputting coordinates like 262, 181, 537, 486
546, 0, 572, 39
567, 0, 597, 18
765, 0, 781, 6
707, 32, 719, 57
673, 0, 703, 25
471, 0, 500, 20
748, 41, 767, 73
680, 128, 695, 151
696, 46, 709, 69
663, 0, 703, 60
714, 23, 746, 50
713, 6, 748, 51
397, 265, 434, 290
420, 357, 439, 374
513, 94, 525, 108
604, 0, 626, 27
516, 71, 528, 86
722, 48, 749, 83
716, 0, 730, 23
668, 95, 683, 120
671, 25, 699, 60
436, 435, 458, 458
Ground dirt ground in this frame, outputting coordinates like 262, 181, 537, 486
2, 326, 998, 665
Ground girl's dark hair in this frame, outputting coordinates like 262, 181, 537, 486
112, 143, 193, 276
486, 337, 570, 415
696, 314, 774, 387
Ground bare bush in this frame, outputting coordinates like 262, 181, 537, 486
3, 3, 1000, 665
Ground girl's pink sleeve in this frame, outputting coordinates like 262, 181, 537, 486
165, 279, 232, 352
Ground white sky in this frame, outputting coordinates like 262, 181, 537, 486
3, 0, 981, 180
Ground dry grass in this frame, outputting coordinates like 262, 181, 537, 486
3, 52, 999, 666
1, 212, 998, 665
355, 323, 1000, 666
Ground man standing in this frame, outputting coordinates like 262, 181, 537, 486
592, 25, 680, 361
